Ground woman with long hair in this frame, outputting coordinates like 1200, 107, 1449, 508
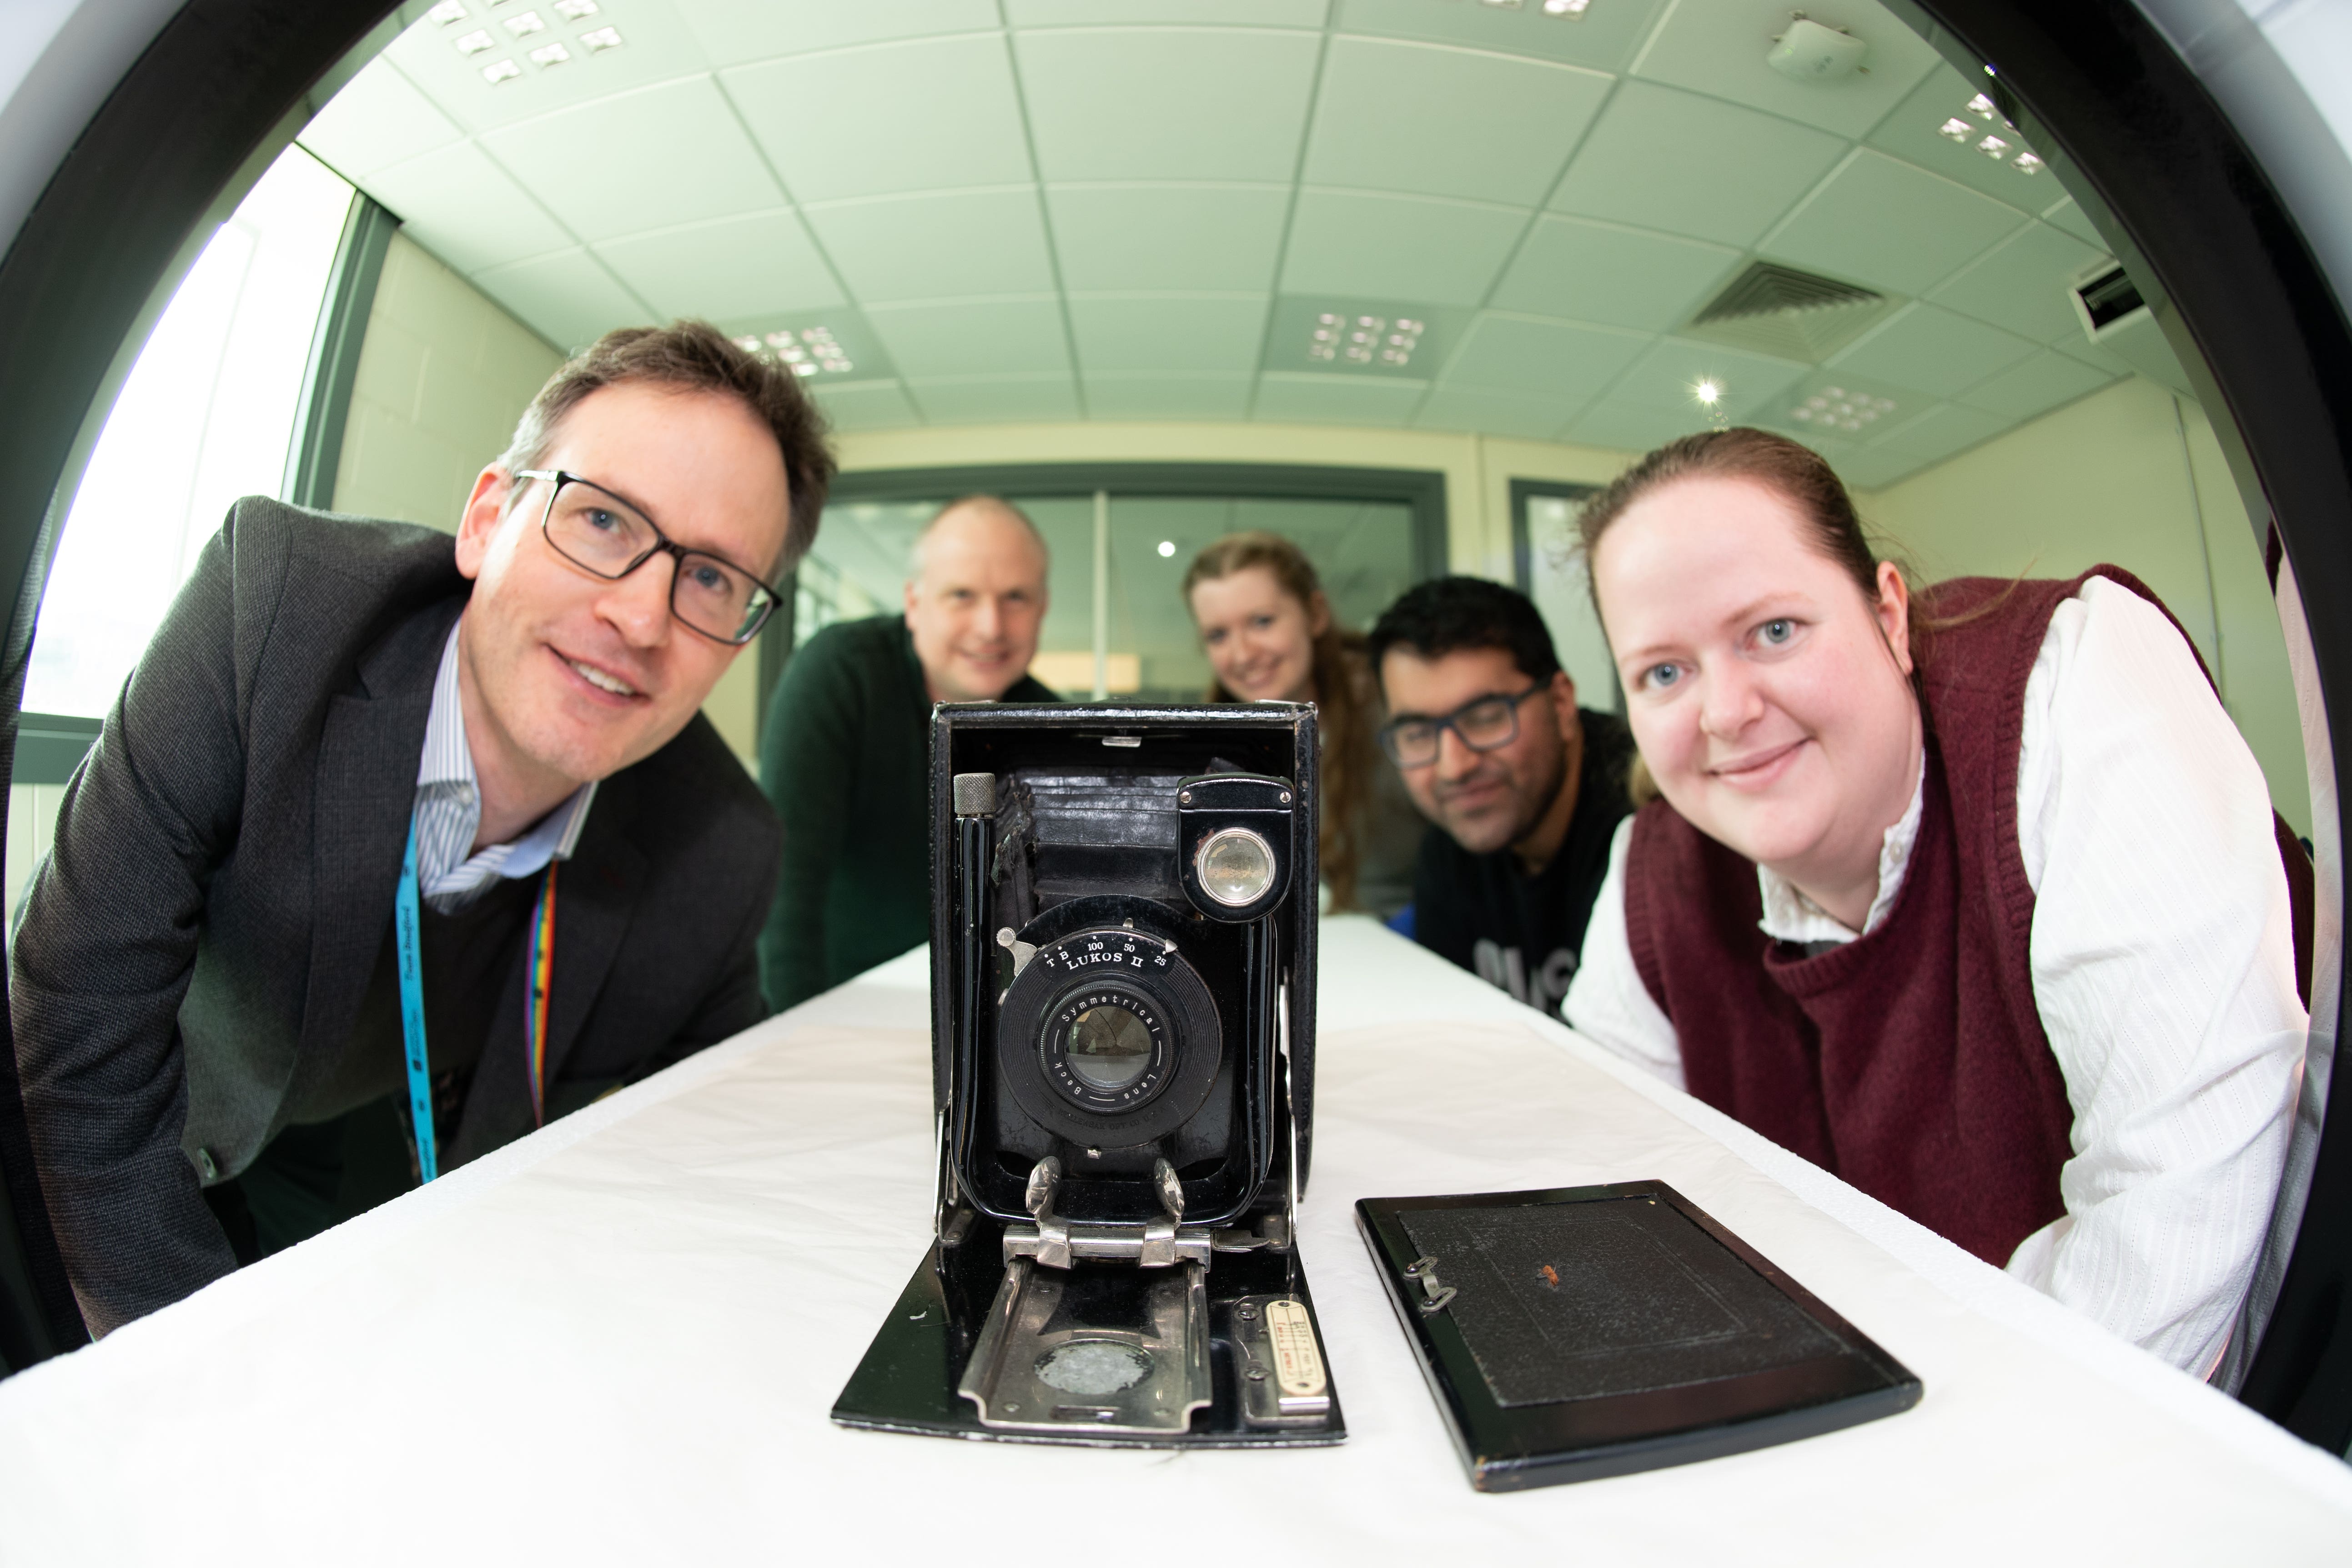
1182, 532, 1422, 917
1562, 427, 2308, 1377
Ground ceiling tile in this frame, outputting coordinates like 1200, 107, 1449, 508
1302, 36, 1610, 207
472, 248, 649, 351
1868, 400, 2009, 462
867, 299, 1072, 378
724, 35, 1031, 203
908, 375, 1083, 424
1489, 216, 1738, 331
1251, 372, 1428, 426
1017, 28, 1321, 183
381, 0, 717, 134
1546, 80, 1847, 248
813, 378, 923, 430
1828, 302, 2039, 398
1838, 447, 1932, 489
1011, 0, 1327, 22
1068, 296, 1269, 376
2043, 194, 2106, 247
361, 142, 573, 274
479, 77, 783, 243
807, 189, 1054, 303
1281, 190, 1526, 307
1955, 348, 2115, 421
1414, 385, 1583, 441
1762, 149, 2026, 297
1047, 185, 1290, 292
2051, 333, 2132, 377
676, 0, 1000, 67
1332, 0, 1669, 72
1563, 401, 1700, 453
302, 61, 462, 180
1865, 63, 2068, 213
1630, 0, 1941, 138
1437, 313, 1647, 400
595, 208, 843, 320
1082, 375, 1255, 421
1603, 337, 1808, 420
1930, 221, 2108, 344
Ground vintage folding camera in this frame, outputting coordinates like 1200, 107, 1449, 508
833, 701, 1344, 1448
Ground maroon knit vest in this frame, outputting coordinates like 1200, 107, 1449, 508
1624, 567, 2169, 1266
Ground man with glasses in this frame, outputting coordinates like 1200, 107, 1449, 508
12, 322, 833, 1336
1368, 577, 1633, 1018
756, 497, 1056, 1013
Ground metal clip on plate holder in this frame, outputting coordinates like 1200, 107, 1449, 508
962, 1157, 1215, 1435
1403, 1254, 1457, 1314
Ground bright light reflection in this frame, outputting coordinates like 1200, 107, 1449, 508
28, 146, 353, 718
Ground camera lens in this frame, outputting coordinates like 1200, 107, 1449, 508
1195, 826, 1275, 907
1066, 1004, 1154, 1091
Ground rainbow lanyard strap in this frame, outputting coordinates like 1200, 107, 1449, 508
397, 814, 561, 1183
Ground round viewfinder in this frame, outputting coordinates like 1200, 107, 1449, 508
1196, 826, 1276, 907
1067, 1004, 1154, 1091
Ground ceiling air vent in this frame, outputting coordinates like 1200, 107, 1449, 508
1684, 261, 1894, 362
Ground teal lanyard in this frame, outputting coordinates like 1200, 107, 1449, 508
396, 814, 562, 1183
395, 815, 438, 1183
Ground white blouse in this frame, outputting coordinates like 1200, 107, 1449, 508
1564, 577, 2308, 1376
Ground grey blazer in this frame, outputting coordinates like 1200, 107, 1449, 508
10, 498, 779, 1335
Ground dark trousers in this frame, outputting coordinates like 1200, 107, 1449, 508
200, 1096, 418, 1265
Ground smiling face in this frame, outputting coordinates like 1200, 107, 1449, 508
1378, 643, 1578, 859
903, 502, 1050, 702
1591, 475, 1921, 911
453, 381, 790, 806
1188, 563, 1327, 704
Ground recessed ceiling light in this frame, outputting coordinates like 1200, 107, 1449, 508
1157, 541, 1176, 558
427, 0, 468, 24
1791, 387, 1896, 432
453, 28, 494, 53
754, 327, 853, 377
503, 10, 545, 36
1966, 92, 1999, 121
1976, 135, 2010, 160
1478, 0, 1524, 8
529, 41, 569, 65
1542, 0, 1590, 13
480, 57, 522, 83
552, 0, 598, 15
1694, 378, 1723, 406
580, 24, 623, 50
2012, 152, 2045, 175
1937, 117, 1972, 142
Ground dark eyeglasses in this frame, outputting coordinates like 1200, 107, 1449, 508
1378, 683, 1548, 769
516, 469, 780, 646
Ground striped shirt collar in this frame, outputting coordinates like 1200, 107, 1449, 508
412, 619, 597, 913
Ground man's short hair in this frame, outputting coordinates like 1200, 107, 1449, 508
1367, 576, 1563, 688
497, 320, 837, 578
908, 494, 1050, 581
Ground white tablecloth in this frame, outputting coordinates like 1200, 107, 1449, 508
3, 918, 2349, 1563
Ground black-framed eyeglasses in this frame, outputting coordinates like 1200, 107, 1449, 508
515, 469, 780, 646
1378, 683, 1548, 769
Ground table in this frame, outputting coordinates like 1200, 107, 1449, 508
3, 918, 2349, 1563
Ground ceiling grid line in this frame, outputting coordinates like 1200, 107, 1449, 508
995, 3, 1089, 422
1240, 19, 1338, 423
1407, 69, 1637, 433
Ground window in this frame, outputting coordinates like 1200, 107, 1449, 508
1513, 480, 1618, 714
26, 145, 354, 719
768, 465, 1444, 717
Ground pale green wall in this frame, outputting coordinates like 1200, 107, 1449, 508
1860, 377, 2308, 834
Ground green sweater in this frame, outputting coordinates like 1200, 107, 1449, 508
758, 613, 1058, 1012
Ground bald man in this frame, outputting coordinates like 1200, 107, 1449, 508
757, 496, 1058, 1010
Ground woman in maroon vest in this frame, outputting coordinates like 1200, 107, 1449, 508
1562, 427, 2307, 1377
